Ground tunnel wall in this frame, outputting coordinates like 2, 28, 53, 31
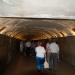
0, 35, 9, 62
0, 34, 20, 72
58, 36, 75, 67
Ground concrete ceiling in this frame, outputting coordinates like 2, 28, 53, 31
0, 18, 75, 40
0, 0, 75, 40
0, 0, 75, 19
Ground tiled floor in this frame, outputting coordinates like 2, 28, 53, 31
3, 54, 75, 75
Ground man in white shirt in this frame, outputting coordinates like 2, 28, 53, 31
35, 42, 46, 71
46, 41, 59, 71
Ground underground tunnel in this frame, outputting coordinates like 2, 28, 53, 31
0, 18, 75, 75
0, 0, 75, 75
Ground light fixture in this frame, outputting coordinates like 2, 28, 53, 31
0, 27, 6, 34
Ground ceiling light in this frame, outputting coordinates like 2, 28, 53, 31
0, 27, 6, 34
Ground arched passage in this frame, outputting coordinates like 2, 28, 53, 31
0, 18, 75, 75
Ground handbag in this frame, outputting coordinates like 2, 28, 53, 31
44, 57, 49, 69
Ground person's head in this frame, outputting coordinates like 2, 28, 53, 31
37, 42, 42, 46
51, 38, 57, 43
46, 39, 51, 43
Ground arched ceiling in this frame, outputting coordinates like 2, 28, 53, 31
0, 18, 75, 40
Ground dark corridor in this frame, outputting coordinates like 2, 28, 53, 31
0, 18, 75, 75
0, 34, 75, 75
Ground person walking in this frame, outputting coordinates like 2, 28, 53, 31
46, 40, 60, 71
20, 41, 24, 54
35, 42, 46, 72
25, 41, 31, 56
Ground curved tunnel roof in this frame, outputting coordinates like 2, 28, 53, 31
0, 18, 75, 40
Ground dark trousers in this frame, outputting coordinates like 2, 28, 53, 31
47, 53, 58, 70
26, 47, 31, 56
36, 57, 45, 71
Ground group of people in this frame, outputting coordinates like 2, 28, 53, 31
20, 41, 36, 56
35, 40, 60, 72
20, 40, 60, 72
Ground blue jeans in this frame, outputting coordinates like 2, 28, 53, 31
36, 57, 45, 70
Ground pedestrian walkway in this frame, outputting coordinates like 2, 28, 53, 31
3, 54, 75, 75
